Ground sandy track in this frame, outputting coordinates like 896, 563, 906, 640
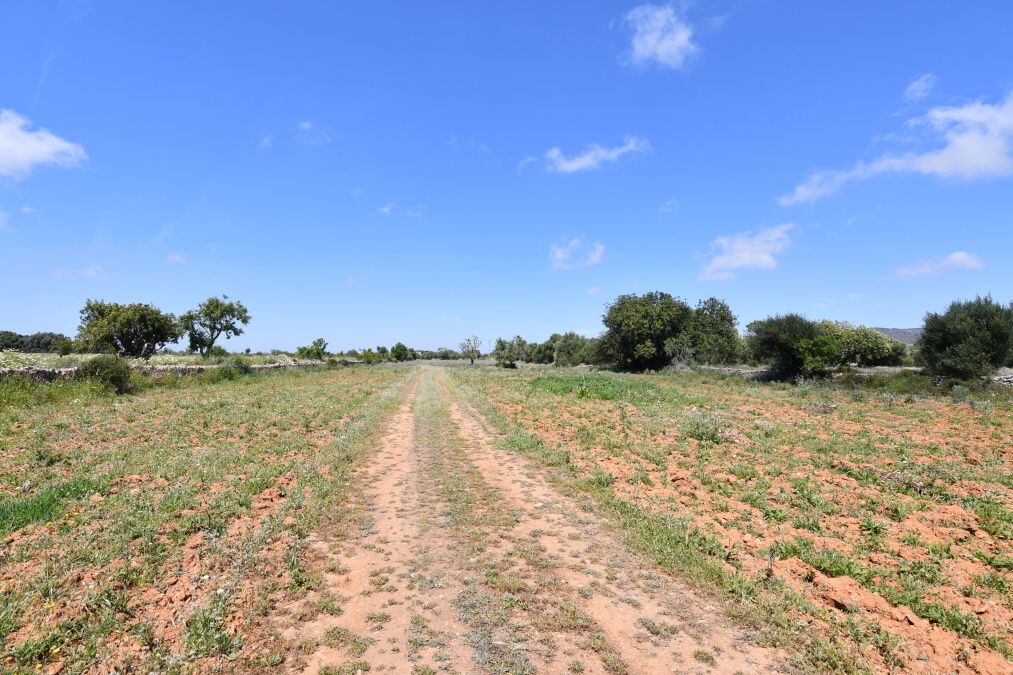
442, 375, 782, 674
270, 369, 783, 674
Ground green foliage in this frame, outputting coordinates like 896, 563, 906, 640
683, 297, 740, 365
917, 296, 1013, 379
0, 331, 73, 353
77, 355, 133, 393
459, 335, 482, 364
599, 292, 692, 371
179, 295, 251, 356
296, 338, 328, 361
359, 348, 380, 364
76, 299, 181, 359
390, 342, 411, 361
54, 338, 74, 357
492, 336, 527, 368
553, 332, 595, 367
746, 314, 819, 380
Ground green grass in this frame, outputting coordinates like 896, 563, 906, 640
0, 478, 105, 536
530, 373, 658, 401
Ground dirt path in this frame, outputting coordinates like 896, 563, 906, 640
269, 368, 783, 674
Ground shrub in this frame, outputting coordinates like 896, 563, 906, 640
389, 342, 411, 362
492, 336, 526, 368
296, 338, 328, 361
917, 296, 1013, 379
77, 355, 133, 394
599, 292, 692, 371
202, 356, 252, 383
553, 332, 595, 367
746, 314, 819, 380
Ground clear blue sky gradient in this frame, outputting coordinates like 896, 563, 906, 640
2, 1, 1011, 351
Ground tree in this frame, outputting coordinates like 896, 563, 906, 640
917, 296, 1013, 379
492, 336, 526, 368
179, 296, 251, 357
599, 292, 692, 371
745, 314, 819, 380
459, 336, 482, 364
296, 338, 328, 360
390, 342, 411, 361
376, 345, 389, 361
684, 298, 740, 365
77, 299, 181, 359
55, 339, 74, 357
553, 332, 593, 367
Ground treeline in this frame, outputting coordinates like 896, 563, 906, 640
0, 331, 72, 353
295, 336, 484, 364
492, 292, 1013, 382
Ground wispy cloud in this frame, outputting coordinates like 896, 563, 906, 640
780, 90, 1013, 205
167, 253, 188, 264
293, 120, 335, 146
623, 4, 698, 70
517, 156, 538, 173
450, 136, 488, 153
258, 135, 273, 150
550, 239, 606, 270
0, 211, 8, 231
20, 205, 36, 214
377, 203, 396, 215
544, 136, 649, 173
894, 251, 984, 278
659, 198, 678, 214
700, 224, 794, 281
904, 73, 936, 102
0, 109, 86, 179
587, 286, 601, 296
53, 264, 104, 280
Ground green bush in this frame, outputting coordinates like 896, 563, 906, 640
917, 296, 1013, 379
77, 355, 133, 394
77, 299, 181, 359
683, 297, 740, 365
553, 332, 595, 367
492, 336, 527, 368
296, 338, 328, 361
746, 314, 819, 380
599, 292, 693, 371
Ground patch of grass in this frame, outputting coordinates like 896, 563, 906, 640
320, 661, 372, 675
682, 411, 725, 443
0, 478, 105, 536
531, 373, 658, 401
324, 627, 375, 657
184, 594, 242, 657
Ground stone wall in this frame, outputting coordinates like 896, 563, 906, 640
0, 360, 325, 382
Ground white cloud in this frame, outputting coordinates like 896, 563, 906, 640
587, 286, 601, 296
699, 224, 793, 281
20, 205, 36, 214
377, 203, 396, 215
293, 120, 335, 146
904, 73, 936, 101
894, 251, 984, 278
545, 136, 649, 173
623, 4, 698, 70
659, 198, 678, 214
550, 239, 606, 270
0, 211, 8, 231
517, 155, 538, 173
258, 135, 273, 149
351, 186, 363, 197
0, 109, 86, 179
781, 90, 1013, 205
167, 253, 188, 264
53, 264, 104, 280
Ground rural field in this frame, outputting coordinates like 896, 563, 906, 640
1, 363, 1010, 674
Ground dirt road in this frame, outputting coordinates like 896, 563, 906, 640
271, 368, 782, 674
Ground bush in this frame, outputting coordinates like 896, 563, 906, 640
492, 336, 526, 368
599, 292, 693, 371
390, 342, 411, 362
746, 314, 819, 380
77, 355, 133, 394
202, 356, 252, 383
553, 332, 595, 367
917, 296, 1013, 379
296, 338, 328, 361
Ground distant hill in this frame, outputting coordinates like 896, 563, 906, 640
873, 327, 923, 345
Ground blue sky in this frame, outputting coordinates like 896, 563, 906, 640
2, 1, 1011, 352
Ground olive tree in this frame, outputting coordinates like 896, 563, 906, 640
180, 296, 251, 357
917, 296, 1013, 379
